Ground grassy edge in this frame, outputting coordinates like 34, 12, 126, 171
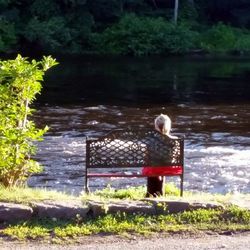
1, 184, 249, 205
0, 186, 79, 204
1, 208, 250, 242
0, 185, 249, 243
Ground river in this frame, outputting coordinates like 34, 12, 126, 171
28, 56, 250, 195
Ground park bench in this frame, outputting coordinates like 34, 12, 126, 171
85, 129, 184, 196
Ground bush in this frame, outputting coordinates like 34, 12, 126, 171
234, 32, 250, 53
200, 22, 237, 52
0, 55, 57, 187
93, 14, 198, 56
0, 20, 17, 52
24, 17, 71, 52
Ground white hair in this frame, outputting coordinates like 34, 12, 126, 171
154, 114, 178, 139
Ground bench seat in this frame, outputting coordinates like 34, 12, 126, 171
87, 166, 183, 178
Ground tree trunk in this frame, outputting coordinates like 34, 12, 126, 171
174, 0, 179, 25
146, 176, 165, 197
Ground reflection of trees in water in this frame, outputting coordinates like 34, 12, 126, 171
42, 57, 250, 105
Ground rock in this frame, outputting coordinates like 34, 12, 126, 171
108, 200, 155, 215
86, 200, 109, 217
143, 199, 190, 214
31, 200, 90, 220
87, 199, 224, 217
87, 200, 155, 217
0, 202, 33, 222
142, 198, 224, 214
189, 201, 224, 210
0, 198, 229, 222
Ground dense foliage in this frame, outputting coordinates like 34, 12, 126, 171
94, 14, 198, 55
1, 0, 250, 55
0, 55, 57, 187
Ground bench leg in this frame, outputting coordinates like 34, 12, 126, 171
180, 175, 184, 197
85, 175, 90, 194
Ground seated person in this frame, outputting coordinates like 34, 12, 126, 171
142, 114, 181, 196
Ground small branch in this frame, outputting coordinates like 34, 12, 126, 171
22, 98, 29, 129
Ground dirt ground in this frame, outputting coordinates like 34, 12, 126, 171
0, 231, 250, 250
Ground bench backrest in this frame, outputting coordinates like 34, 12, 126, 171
86, 129, 184, 169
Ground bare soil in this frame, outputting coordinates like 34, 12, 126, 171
0, 231, 250, 250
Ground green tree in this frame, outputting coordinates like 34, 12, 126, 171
21, 0, 92, 53
94, 14, 198, 56
201, 22, 236, 52
1, 0, 250, 55
0, 55, 58, 187
0, 20, 17, 52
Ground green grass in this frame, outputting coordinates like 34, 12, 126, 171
1, 206, 250, 241
82, 183, 185, 201
1, 183, 249, 206
0, 185, 78, 204
82, 183, 250, 207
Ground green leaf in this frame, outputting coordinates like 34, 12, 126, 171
0, 55, 58, 187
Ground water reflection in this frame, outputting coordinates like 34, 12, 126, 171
40, 56, 250, 105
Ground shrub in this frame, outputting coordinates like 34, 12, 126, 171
0, 20, 17, 52
0, 55, 57, 187
200, 22, 236, 52
24, 17, 71, 52
93, 14, 198, 56
234, 33, 250, 53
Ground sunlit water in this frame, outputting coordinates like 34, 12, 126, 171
29, 104, 250, 195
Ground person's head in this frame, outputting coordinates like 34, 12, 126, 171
154, 114, 171, 135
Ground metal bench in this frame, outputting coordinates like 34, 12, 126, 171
85, 129, 184, 196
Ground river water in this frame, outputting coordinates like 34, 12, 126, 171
28, 56, 250, 195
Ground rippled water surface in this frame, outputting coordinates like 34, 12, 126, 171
28, 56, 250, 195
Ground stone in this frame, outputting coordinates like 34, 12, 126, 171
142, 198, 190, 214
105, 200, 155, 215
31, 200, 90, 220
189, 201, 224, 210
0, 197, 232, 222
86, 200, 110, 217
0, 202, 33, 222
156, 200, 190, 214
142, 198, 224, 214
87, 200, 156, 217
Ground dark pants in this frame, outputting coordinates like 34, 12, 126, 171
146, 176, 165, 197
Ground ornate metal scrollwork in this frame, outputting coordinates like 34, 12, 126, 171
87, 130, 183, 168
